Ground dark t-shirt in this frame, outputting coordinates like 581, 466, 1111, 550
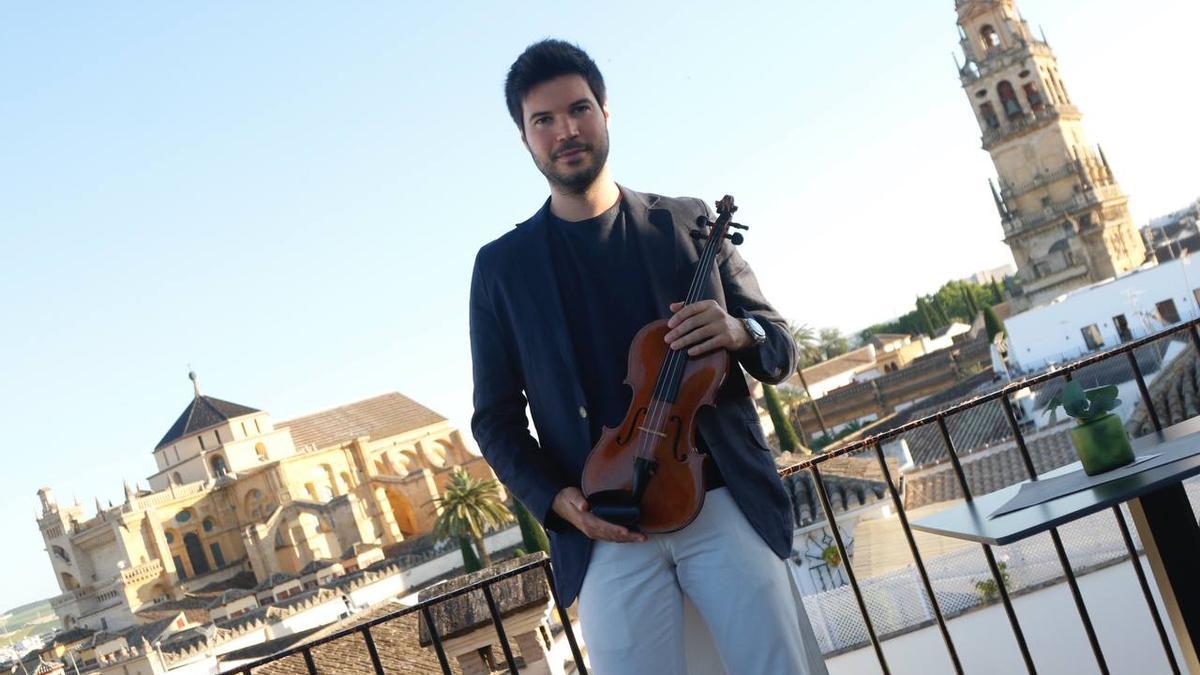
546, 199, 724, 489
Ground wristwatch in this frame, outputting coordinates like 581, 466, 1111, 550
741, 316, 767, 347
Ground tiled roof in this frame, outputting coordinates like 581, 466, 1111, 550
903, 427, 1078, 510
92, 615, 178, 648
157, 395, 261, 449
778, 454, 892, 527
215, 605, 272, 632
241, 600, 464, 674
1127, 345, 1200, 437
219, 625, 326, 663
207, 588, 255, 608
870, 333, 911, 348
194, 571, 257, 594
298, 559, 336, 576
793, 345, 877, 388
253, 573, 297, 592
419, 553, 550, 644
279, 392, 447, 451
1031, 342, 1168, 408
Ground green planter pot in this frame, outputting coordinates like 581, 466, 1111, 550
1069, 413, 1135, 476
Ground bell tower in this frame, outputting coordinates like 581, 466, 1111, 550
955, 0, 1146, 308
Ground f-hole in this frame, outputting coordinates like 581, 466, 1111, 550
617, 407, 647, 445
668, 415, 687, 462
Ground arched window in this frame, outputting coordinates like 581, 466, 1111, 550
61, 572, 79, 590
997, 81, 1023, 119
254, 442, 269, 461
164, 529, 177, 545
244, 489, 265, 520
171, 472, 183, 485
1023, 83, 1044, 111
980, 25, 1001, 51
210, 455, 229, 477
52, 545, 71, 563
979, 102, 1000, 130
183, 532, 211, 576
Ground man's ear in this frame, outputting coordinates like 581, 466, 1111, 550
602, 103, 611, 125
519, 128, 529, 151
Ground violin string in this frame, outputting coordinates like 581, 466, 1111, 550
637, 207, 726, 466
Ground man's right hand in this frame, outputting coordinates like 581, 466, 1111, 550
552, 487, 647, 543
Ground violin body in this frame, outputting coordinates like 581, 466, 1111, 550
581, 318, 728, 533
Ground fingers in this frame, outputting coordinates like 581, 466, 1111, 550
670, 322, 722, 351
686, 335, 725, 356
666, 300, 713, 329
665, 301, 720, 342
578, 511, 646, 543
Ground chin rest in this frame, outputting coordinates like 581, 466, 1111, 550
586, 489, 642, 530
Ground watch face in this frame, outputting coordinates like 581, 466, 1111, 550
746, 318, 766, 342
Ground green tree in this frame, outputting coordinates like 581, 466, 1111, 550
429, 469, 513, 568
961, 286, 979, 319
788, 321, 823, 370
984, 305, 1005, 341
990, 278, 1005, 303
930, 296, 950, 328
818, 327, 850, 360
512, 499, 550, 555
762, 384, 804, 454
457, 535, 482, 572
917, 298, 936, 336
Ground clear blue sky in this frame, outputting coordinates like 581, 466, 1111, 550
1, 1, 1196, 612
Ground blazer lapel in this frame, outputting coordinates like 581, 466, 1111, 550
621, 185, 683, 319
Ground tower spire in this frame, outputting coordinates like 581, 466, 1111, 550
189, 369, 201, 398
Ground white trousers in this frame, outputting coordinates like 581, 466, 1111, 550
577, 488, 828, 675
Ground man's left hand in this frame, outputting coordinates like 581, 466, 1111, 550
664, 300, 752, 356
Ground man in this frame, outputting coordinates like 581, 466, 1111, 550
469, 39, 827, 674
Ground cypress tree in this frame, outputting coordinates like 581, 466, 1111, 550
458, 535, 482, 573
917, 298, 936, 336
513, 499, 550, 554
984, 306, 1005, 341
762, 385, 803, 454
962, 286, 979, 319
931, 297, 950, 328
990, 278, 1004, 304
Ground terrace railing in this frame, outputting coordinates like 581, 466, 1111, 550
238, 319, 1200, 675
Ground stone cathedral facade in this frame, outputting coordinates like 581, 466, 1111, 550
35, 374, 499, 633
955, 0, 1147, 309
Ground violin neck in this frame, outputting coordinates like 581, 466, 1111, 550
653, 219, 727, 406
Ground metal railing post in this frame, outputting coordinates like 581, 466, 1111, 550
810, 465, 891, 674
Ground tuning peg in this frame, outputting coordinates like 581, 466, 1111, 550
695, 216, 711, 227
724, 232, 744, 245
730, 222, 749, 230
690, 230, 708, 240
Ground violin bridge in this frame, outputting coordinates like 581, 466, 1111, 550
637, 426, 667, 439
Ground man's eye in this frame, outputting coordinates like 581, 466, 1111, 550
534, 117, 550, 126
573, 105, 591, 114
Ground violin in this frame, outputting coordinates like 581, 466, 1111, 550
581, 195, 747, 533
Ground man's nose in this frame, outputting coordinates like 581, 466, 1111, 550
556, 117, 580, 141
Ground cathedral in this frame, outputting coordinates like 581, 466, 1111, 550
35, 373, 499, 634
956, 0, 1147, 309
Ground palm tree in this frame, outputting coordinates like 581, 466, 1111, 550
788, 321, 822, 369
429, 469, 513, 568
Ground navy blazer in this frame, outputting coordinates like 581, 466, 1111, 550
469, 186, 798, 606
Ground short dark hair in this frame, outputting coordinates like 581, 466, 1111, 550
504, 39, 606, 132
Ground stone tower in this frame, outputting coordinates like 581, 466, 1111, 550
955, 0, 1146, 309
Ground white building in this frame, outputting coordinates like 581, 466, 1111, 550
1005, 256, 1200, 372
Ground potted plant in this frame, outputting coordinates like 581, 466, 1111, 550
821, 544, 841, 568
1043, 382, 1134, 475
